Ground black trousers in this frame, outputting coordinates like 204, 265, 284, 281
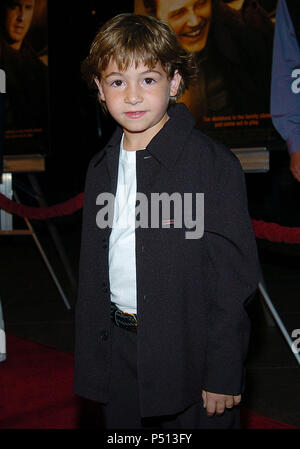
100, 321, 240, 429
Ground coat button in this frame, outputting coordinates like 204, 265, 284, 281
100, 330, 109, 341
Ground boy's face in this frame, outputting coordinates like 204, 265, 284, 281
95, 59, 182, 147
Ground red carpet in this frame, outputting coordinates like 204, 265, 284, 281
0, 334, 298, 429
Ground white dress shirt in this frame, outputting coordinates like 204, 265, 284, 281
109, 135, 138, 314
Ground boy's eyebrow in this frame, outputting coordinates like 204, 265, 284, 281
104, 72, 123, 79
104, 70, 163, 79
142, 70, 163, 76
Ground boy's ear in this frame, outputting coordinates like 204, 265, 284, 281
170, 70, 182, 97
94, 77, 106, 101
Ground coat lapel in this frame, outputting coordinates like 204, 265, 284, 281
95, 126, 123, 196
106, 142, 120, 196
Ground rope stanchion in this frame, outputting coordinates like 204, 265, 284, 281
1, 192, 300, 244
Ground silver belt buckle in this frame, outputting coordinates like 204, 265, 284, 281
114, 309, 122, 327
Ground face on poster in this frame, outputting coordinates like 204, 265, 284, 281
155, 0, 213, 53
5, 0, 35, 50
0, 0, 48, 155
135, 0, 278, 147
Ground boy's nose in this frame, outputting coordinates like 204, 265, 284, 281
124, 86, 143, 105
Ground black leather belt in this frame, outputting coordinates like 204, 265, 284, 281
111, 302, 137, 332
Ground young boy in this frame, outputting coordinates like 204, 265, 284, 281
74, 13, 261, 429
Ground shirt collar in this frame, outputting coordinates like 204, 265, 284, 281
93, 103, 195, 170
145, 103, 195, 169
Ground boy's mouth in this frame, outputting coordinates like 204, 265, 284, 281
124, 111, 146, 119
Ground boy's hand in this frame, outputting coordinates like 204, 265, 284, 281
202, 390, 241, 416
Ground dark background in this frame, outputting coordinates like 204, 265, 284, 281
44, 0, 134, 199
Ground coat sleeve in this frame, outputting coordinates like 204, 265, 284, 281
202, 147, 261, 395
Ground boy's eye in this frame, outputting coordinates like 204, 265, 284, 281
143, 78, 155, 85
111, 80, 124, 87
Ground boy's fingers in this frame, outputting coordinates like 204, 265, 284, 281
206, 398, 216, 416
225, 397, 234, 409
206, 393, 224, 416
233, 394, 241, 405
205, 392, 216, 416
215, 399, 226, 415
203, 392, 241, 416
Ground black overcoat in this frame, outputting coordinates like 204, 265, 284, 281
73, 103, 261, 418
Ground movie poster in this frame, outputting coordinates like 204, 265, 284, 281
0, 0, 48, 156
135, 0, 278, 149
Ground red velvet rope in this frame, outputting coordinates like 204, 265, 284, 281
251, 219, 300, 244
0, 192, 84, 220
0, 192, 300, 243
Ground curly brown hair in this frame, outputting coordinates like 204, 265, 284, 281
81, 13, 198, 110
